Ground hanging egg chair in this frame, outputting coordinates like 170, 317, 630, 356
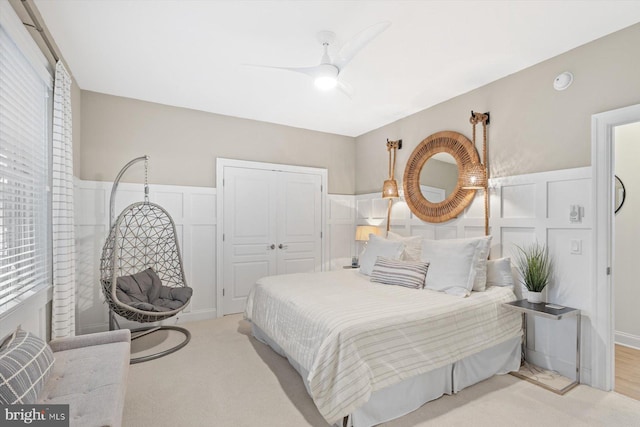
99, 156, 192, 363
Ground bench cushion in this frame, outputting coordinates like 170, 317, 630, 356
38, 340, 129, 427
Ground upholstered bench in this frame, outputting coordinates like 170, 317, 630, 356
1, 329, 131, 427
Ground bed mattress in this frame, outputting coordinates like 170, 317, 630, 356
245, 269, 521, 424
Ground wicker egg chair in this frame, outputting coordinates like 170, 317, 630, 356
99, 156, 191, 363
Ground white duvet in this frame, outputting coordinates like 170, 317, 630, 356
245, 269, 521, 424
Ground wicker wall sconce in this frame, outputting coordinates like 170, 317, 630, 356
461, 111, 490, 235
383, 139, 402, 233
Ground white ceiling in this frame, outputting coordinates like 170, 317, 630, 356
34, 1, 640, 137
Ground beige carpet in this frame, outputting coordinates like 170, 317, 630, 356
124, 315, 640, 427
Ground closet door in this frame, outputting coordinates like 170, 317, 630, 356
221, 163, 325, 315
276, 172, 322, 274
222, 167, 277, 314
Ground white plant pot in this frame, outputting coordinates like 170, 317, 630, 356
527, 291, 543, 303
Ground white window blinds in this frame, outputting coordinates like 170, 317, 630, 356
0, 7, 52, 314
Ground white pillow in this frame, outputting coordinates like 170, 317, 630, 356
359, 234, 404, 276
486, 257, 515, 288
386, 231, 422, 261
420, 236, 492, 297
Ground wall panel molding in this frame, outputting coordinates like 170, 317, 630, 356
357, 167, 594, 384
75, 179, 217, 334
75, 178, 354, 332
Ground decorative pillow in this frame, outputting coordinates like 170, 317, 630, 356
471, 236, 492, 292
420, 236, 492, 297
370, 257, 430, 289
386, 231, 423, 261
486, 257, 515, 287
359, 234, 404, 276
0, 328, 54, 404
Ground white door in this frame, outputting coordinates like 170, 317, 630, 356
276, 172, 322, 274
223, 167, 277, 314
222, 166, 323, 314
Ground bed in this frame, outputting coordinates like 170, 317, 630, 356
244, 262, 522, 426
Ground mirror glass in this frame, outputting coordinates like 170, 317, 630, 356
419, 153, 458, 202
615, 175, 626, 214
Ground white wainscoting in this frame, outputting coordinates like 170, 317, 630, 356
75, 169, 595, 385
75, 179, 217, 334
355, 167, 594, 385
326, 195, 357, 270
75, 179, 355, 332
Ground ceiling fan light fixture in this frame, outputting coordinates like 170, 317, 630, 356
314, 64, 338, 90
314, 76, 338, 90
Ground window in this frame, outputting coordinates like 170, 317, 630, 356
0, 3, 52, 315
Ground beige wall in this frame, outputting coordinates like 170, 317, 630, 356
80, 91, 356, 193
614, 122, 640, 341
355, 23, 640, 194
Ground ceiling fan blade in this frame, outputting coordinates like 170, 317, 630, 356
334, 21, 391, 71
244, 64, 320, 78
337, 80, 354, 99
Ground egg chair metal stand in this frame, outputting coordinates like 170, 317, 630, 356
99, 155, 191, 364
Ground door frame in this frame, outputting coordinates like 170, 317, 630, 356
591, 103, 640, 390
215, 158, 328, 317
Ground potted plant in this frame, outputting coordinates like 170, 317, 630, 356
514, 242, 553, 303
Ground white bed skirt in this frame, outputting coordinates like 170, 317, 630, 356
252, 324, 521, 427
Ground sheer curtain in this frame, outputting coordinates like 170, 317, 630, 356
51, 61, 75, 339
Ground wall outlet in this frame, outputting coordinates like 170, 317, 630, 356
570, 239, 582, 255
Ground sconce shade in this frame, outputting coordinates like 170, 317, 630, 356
355, 225, 382, 241
382, 179, 399, 199
461, 163, 487, 189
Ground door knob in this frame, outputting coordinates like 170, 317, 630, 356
278, 244, 288, 249
268, 244, 275, 250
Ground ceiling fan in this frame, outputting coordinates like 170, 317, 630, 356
251, 21, 391, 96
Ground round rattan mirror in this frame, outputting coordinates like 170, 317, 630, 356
403, 130, 481, 223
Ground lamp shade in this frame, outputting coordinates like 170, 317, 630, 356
460, 163, 487, 189
355, 225, 382, 241
382, 179, 399, 198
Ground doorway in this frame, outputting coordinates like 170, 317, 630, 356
592, 103, 640, 393
613, 122, 640, 400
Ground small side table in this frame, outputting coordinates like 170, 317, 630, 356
502, 299, 581, 395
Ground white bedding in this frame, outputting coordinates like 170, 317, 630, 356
244, 269, 521, 424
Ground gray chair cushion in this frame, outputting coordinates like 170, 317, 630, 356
116, 268, 193, 312
116, 268, 162, 305
0, 328, 54, 404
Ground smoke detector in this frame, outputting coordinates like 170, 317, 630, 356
553, 71, 574, 91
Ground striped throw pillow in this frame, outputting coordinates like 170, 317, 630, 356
0, 328, 55, 404
370, 257, 430, 289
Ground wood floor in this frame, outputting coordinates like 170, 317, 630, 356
615, 344, 640, 400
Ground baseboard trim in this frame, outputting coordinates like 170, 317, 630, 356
77, 309, 217, 335
615, 331, 640, 350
